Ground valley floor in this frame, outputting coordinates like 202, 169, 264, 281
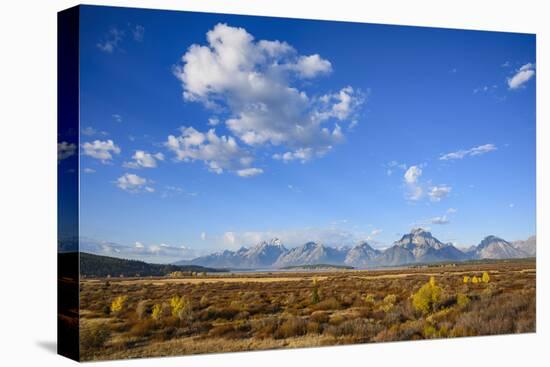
79, 259, 536, 361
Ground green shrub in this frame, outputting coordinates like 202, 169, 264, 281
311, 286, 320, 304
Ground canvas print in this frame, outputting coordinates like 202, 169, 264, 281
58, 5, 536, 362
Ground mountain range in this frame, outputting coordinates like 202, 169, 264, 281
174, 229, 535, 269
511, 235, 537, 257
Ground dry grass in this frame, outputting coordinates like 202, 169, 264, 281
79, 259, 536, 361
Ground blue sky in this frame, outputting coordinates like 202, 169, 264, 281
60, 5, 536, 263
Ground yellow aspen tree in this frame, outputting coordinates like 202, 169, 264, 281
110, 295, 128, 314
151, 304, 162, 320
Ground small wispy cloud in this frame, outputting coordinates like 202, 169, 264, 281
473, 85, 498, 94
97, 28, 124, 53
367, 228, 383, 240
116, 173, 154, 193
508, 63, 535, 90
439, 144, 497, 161
287, 184, 301, 193
97, 24, 145, 53
386, 160, 407, 176
132, 25, 145, 42
236, 168, 264, 177
419, 207, 457, 227
82, 126, 109, 137
80, 237, 200, 263
428, 185, 452, 202
430, 215, 450, 225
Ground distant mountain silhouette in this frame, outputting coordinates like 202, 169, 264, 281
78, 252, 226, 277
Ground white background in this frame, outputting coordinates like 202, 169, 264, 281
0, 0, 547, 365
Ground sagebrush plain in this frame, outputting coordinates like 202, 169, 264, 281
79, 259, 535, 361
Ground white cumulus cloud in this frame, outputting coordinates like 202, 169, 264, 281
430, 215, 450, 225
291, 54, 332, 78
58, 141, 76, 161
173, 23, 363, 163
403, 165, 424, 201
404, 165, 422, 184
508, 63, 535, 89
97, 28, 124, 53
236, 167, 264, 177
82, 139, 121, 163
166, 126, 258, 175
116, 173, 154, 193
428, 185, 452, 202
124, 150, 164, 169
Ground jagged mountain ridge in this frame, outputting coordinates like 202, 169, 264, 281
174, 230, 534, 269
512, 235, 536, 256
391, 228, 467, 263
467, 235, 528, 259
344, 241, 381, 267
273, 241, 348, 268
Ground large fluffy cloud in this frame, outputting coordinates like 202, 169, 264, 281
173, 23, 363, 164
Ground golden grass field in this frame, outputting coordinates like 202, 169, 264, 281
79, 259, 536, 361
